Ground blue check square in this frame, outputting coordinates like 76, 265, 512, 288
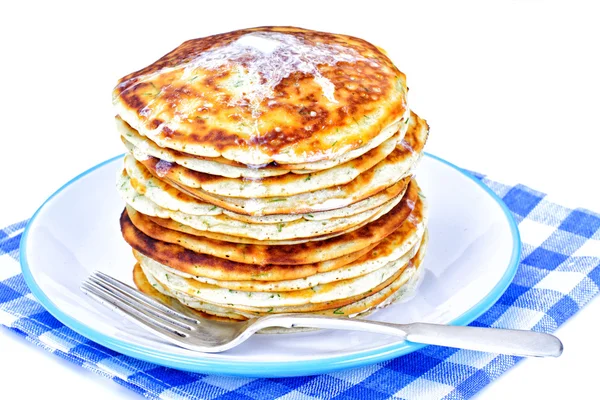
559, 210, 600, 238
502, 185, 544, 217
522, 247, 569, 270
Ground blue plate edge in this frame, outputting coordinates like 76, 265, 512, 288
19, 152, 522, 378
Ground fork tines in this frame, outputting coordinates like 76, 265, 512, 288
81, 271, 198, 341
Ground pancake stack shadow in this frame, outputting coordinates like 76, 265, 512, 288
112, 27, 430, 324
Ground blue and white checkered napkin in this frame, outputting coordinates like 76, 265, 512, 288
1, 174, 600, 400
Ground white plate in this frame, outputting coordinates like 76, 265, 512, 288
20, 153, 520, 377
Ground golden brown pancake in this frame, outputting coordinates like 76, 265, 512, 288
125, 130, 399, 198
133, 210, 425, 293
113, 26, 409, 166
123, 181, 406, 242
146, 212, 363, 245
133, 112, 427, 216
119, 116, 402, 182
122, 211, 380, 281
123, 179, 420, 266
124, 152, 412, 218
132, 263, 239, 322
121, 153, 411, 224
134, 232, 428, 321
142, 256, 410, 312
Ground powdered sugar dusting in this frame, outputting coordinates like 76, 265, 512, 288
184, 32, 375, 114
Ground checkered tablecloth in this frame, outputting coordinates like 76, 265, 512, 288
1, 173, 599, 400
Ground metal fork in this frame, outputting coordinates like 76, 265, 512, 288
81, 271, 563, 356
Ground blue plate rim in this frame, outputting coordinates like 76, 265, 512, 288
19, 152, 521, 377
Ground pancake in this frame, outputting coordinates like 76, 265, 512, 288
142, 254, 409, 313
119, 116, 406, 179
113, 27, 409, 166
146, 214, 355, 246
120, 172, 406, 241
118, 117, 287, 179
132, 263, 241, 322
312, 231, 427, 318
121, 116, 404, 175
133, 211, 426, 292
122, 155, 411, 222
135, 112, 428, 216
143, 249, 409, 307
135, 231, 428, 320
124, 129, 400, 198
122, 211, 381, 282
123, 178, 421, 266
131, 183, 411, 249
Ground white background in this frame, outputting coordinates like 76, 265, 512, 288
0, 0, 598, 398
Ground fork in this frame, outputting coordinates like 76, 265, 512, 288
81, 271, 563, 356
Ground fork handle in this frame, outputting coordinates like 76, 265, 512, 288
256, 315, 563, 358
400, 322, 563, 358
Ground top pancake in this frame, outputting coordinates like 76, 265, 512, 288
113, 26, 409, 166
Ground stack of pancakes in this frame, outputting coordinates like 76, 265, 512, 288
113, 27, 429, 322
